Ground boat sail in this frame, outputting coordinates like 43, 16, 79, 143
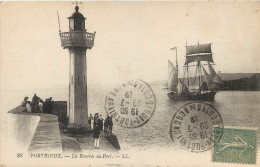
167, 43, 223, 101
177, 79, 189, 95
202, 62, 223, 90
168, 60, 178, 92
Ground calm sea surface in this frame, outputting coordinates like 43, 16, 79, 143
2, 86, 260, 152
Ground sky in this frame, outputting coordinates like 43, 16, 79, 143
0, 1, 260, 90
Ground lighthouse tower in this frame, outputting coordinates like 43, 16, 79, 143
59, 5, 95, 127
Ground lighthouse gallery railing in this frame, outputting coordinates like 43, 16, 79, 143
60, 31, 95, 48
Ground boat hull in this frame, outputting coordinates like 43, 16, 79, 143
167, 91, 217, 101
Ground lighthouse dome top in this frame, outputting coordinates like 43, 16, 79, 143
69, 5, 85, 19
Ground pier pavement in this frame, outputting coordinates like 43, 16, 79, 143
61, 131, 118, 153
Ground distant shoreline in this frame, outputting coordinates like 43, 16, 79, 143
149, 73, 260, 91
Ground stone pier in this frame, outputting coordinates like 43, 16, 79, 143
8, 101, 120, 153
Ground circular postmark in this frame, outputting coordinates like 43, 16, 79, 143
170, 102, 223, 152
105, 79, 156, 128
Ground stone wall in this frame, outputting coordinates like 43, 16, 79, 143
8, 106, 63, 153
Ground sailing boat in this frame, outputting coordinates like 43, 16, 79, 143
167, 43, 223, 101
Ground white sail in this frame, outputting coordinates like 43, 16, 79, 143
208, 62, 223, 85
202, 66, 210, 86
201, 62, 223, 90
168, 60, 175, 79
168, 61, 178, 92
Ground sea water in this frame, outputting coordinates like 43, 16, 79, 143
1, 86, 260, 152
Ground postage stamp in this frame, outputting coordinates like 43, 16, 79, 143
105, 79, 156, 128
170, 102, 223, 152
212, 126, 258, 165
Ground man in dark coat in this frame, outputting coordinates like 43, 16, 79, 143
32, 94, 39, 103
93, 113, 99, 127
108, 117, 113, 135
43, 98, 48, 113
49, 97, 54, 114
92, 125, 100, 148
104, 116, 109, 134
98, 114, 104, 131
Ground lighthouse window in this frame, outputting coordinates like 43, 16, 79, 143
81, 21, 85, 30
74, 19, 81, 30
69, 18, 74, 30
71, 76, 73, 85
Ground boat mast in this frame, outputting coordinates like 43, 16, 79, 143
186, 41, 190, 89
198, 41, 201, 92
176, 47, 178, 74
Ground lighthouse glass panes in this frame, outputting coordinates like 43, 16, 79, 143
69, 18, 85, 31
69, 18, 74, 30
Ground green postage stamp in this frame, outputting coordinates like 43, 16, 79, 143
212, 126, 258, 165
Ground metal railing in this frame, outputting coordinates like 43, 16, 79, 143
60, 31, 95, 48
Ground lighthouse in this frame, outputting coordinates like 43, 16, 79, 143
59, 5, 95, 127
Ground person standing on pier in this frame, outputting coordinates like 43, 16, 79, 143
31, 94, 39, 112
98, 114, 104, 131
21, 97, 28, 107
108, 116, 113, 135
93, 125, 100, 149
32, 94, 39, 103
88, 114, 93, 128
39, 100, 43, 113
93, 113, 99, 127
49, 97, 54, 113
104, 116, 109, 134
43, 98, 48, 113
26, 101, 32, 112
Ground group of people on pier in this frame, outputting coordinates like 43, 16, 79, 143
88, 113, 113, 135
22, 95, 115, 149
89, 113, 114, 148
21, 94, 54, 114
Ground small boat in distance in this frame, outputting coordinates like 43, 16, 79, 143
168, 43, 223, 101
